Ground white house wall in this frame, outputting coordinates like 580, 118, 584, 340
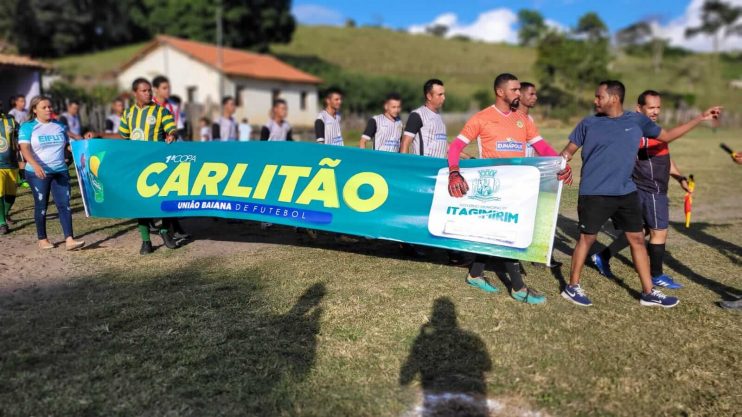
229, 77, 318, 127
117, 45, 221, 108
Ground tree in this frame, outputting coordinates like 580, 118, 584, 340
426, 24, 449, 38
685, 0, 742, 53
535, 30, 611, 92
616, 21, 668, 73
0, 0, 295, 56
575, 12, 608, 41
132, 0, 295, 52
517, 9, 547, 47
0, 0, 148, 57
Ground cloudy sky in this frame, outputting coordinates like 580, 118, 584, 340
292, 0, 742, 52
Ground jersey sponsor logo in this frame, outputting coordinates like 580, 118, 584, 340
131, 128, 145, 141
470, 169, 501, 202
147, 115, 157, 125
434, 133, 447, 141
38, 134, 65, 144
0, 136, 8, 153
495, 140, 524, 152
516, 120, 524, 128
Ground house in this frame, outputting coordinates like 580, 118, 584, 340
117, 35, 322, 127
0, 54, 47, 112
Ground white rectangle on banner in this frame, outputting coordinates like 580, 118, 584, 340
428, 166, 541, 248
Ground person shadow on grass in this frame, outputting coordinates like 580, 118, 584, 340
400, 297, 491, 417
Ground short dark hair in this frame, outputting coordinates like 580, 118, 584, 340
423, 79, 444, 98
131, 78, 151, 91
637, 90, 661, 106
272, 98, 287, 107
152, 75, 169, 88
520, 81, 535, 91
222, 96, 234, 106
170, 95, 182, 105
494, 73, 518, 90
385, 92, 401, 102
600, 80, 626, 104
68, 100, 80, 106
324, 87, 343, 100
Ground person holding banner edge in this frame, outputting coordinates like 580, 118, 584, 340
447, 73, 573, 304
111, 78, 181, 254
559, 80, 721, 308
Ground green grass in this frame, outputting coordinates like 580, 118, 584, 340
1, 128, 741, 416
50, 42, 149, 81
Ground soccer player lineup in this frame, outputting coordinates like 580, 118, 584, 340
2, 70, 737, 310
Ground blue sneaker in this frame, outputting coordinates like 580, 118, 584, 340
466, 276, 499, 293
561, 284, 592, 307
640, 289, 679, 308
591, 252, 615, 278
651, 274, 683, 289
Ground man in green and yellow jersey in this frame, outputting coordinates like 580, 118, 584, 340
119, 78, 180, 254
0, 104, 19, 234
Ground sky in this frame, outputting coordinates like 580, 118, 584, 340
292, 0, 742, 52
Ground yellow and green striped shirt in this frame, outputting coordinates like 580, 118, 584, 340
119, 103, 176, 141
0, 114, 18, 169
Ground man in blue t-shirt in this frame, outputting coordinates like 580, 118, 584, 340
559, 80, 721, 308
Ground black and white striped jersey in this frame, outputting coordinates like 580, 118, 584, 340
403, 105, 447, 158
362, 114, 403, 152
315, 110, 344, 146
260, 119, 293, 141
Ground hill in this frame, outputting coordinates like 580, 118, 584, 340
50, 26, 741, 110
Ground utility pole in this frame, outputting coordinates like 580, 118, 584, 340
216, 0, 224, 98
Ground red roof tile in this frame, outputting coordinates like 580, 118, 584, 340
121, 35, 322, 84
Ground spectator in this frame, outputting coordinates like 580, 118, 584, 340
238, 118, 252, 141
58, 100, 82, 137
18, 96, 84, 250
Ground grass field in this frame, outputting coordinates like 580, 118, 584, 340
1, 128, 741, 416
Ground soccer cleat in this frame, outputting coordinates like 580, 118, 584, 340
591, 252, 616, 278
173, 231, 192, 240
511, 287, 546, 304
159, 230, 180, 249
640, 289, 679, 308
0, 224, 8, 235
561, 284, 592, 306
651, 274, 683, 289
466, 276, 499, 293
19, 180, 30, 189
140, 240, 154, 255
719, 299, 742, 310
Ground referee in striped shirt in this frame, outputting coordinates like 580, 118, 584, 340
400, 79, 447, 158
315, 88, 344, 146
360, 93, 403, 152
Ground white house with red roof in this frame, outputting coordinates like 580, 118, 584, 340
117, 35, 322, 127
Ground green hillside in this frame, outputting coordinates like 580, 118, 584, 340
50, 26, 741, 109
272, 26, 740, 109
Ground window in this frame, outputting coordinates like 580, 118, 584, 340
271, 89, 281, 103
300, 91, 307, 111
236, 85, 246, 107
186, 86, 197, 103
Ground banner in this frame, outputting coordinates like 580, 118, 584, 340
72, 140, 564, 263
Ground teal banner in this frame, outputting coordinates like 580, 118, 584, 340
71, 140, 564, 263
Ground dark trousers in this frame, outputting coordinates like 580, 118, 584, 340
26, 170, 74, 240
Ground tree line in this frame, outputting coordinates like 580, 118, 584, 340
0, 0, 295, 57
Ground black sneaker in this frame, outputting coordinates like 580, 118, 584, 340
173, 232, 192, 240
140, 240, 154, 255
0, 224, 9, 235
159, 231, 180, 249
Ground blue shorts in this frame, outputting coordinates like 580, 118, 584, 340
637, 189, 669, 230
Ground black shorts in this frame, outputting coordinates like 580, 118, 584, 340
577, 192, 644, 234
637, 189, 669, 230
